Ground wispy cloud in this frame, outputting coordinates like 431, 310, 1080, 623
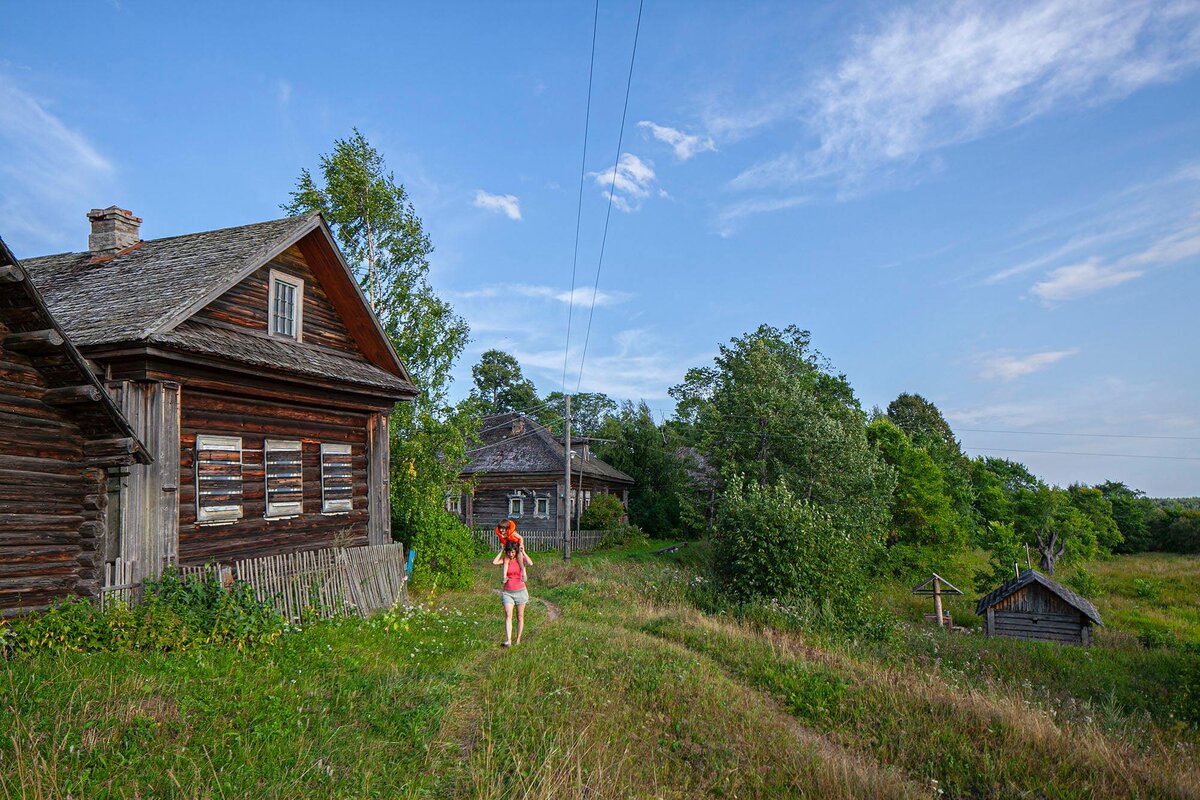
1030, 259, 1143, 303
456, 283, 631, 308
512, 331, 699, 400
276, 79, 292, 107
0, 75, 115, 251
591, 153, 656, 212
977, 347, 1080, 380
730, 0, 1200, 192
637, 121, 716, 161
472, 190, 522, 221
714, 195, 810, 237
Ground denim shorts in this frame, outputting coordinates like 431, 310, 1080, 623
501, 588, 529, 606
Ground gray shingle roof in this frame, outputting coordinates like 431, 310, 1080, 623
21, 214, 414, 396
22, 216, 309, 346
462, 412, 634, 485
976, 569, 1103, 626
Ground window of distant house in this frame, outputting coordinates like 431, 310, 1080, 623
534, 496, 549, 518
195, 435, 243, 524
268, 270, 304, 340
508, 493, 524, 517
264, 440, 304, 518
320, 443, 353, 513
445, 491, 462, 515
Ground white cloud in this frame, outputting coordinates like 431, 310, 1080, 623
511, 331, 698, 400
730, 0, 1200, 191
977, 347, 1080, 380
455, 283, 631, 308
1030, 259, 1143, 303
0, 75, 115, 251
472, 190, 522, 221
637, 121, 716, 161
591, 153, 656, 212
714, 195, 810, 237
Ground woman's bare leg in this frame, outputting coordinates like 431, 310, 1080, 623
503, 602, 514, 644
515, 603, 525, 644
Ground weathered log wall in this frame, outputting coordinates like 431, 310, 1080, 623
0, 343, 106, 613
177, 388, 370, 564
985, 585, 1091, 644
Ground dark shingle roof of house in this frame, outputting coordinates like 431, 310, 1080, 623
21, 215, 414, 395
462, 412, 634, 485
22, 216, 309, 346
976, 569, 1103, 626
0, 236, 150, 464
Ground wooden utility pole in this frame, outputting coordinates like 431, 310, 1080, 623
932, 575, 944, 628
563, 393, 572, 561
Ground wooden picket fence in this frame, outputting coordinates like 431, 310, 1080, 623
103, 543, 407, 621
472, 528, 610, 553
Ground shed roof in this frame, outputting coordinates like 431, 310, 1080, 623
976, 569, 1103, 626
0, 236, 150, 465
21, 214, 415, 397
462, 412, 634, 485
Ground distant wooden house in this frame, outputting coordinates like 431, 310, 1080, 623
18, 207, 416, 593
456, 412, 633, 531
0, 237, 150, 614
976, 569, 1102, 645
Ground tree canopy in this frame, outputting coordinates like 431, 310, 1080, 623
469, 349, 539, 415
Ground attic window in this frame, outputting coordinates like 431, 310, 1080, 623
264, 440, 303, 518
195, 435, 243, 524
321, 443, 353, 513
269, 270, 304, 340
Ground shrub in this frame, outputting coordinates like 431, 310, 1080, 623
408, 512, 475, 591
1064, 568, 1101, 599
1180, 643, 1200, 724
713, 475, 879, 607
597, 522, 649, 551
1132, 577, 1161, 603
1136, 624, 1178, 649
0, 568, 285, 658
579, 493, 625, 530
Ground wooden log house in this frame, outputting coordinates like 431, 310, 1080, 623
17, 208, 416, 595
0, 237, 151, 614
456, 412, 633, 531
976, 569, 1103, 645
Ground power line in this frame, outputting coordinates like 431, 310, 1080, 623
575, 0, 644, 394
958, 428, 1200, 442
561, 0, 601, 393
962, 446, 1200, 462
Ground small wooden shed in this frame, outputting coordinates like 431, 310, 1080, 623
976, 569, 1102, 645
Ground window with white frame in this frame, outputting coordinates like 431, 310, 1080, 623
195, 435, 243, 524
508, 493, 524, 517
268, 269, 304, 340
321, 443, 353, 513
264, 440, 303, 518
534, 495, 549, 518
444, 491, 462, 515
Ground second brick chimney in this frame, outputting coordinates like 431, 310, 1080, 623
87, 206, 141, 254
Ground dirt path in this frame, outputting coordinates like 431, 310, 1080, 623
489, 588, 561, 623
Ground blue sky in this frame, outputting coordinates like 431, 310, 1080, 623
3, 1, 1199, 495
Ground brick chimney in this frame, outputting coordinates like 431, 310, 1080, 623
87, 206, 141, 254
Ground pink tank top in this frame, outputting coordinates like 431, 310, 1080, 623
503, 558, 525, 591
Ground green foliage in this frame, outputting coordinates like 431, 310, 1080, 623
597, 522, 649, 551
469, 349, 539, 415
1067, 484, 1123, 554
761, 662, 846, 723
1180, 643, 1200, 724
713, 475, 880, 606
671, 324, 894, 547
593, 401, 705, 538
1099, 481, 1156, 553
536, 391, 616, 437
1063, 568, 1101, 599
1137, 624, 1178, 650
1, 569, 285, 658
578, 492, 625, 530
973, 521, 1024, 593
1149, 507, 1200, 553
866, 417, 961, 557
407, 512, 475, 590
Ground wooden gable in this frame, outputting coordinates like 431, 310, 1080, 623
194, 244, 360, 356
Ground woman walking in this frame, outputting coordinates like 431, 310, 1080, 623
493, 538, 532, 646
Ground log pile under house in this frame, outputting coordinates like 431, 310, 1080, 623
2, 207, 417, 611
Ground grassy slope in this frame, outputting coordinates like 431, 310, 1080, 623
3, 544, 1198, 799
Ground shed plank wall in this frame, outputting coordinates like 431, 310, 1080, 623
177, 388, 369, 564
986, 584, 1091, 645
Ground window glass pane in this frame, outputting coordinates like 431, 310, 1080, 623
272, 277, 300, 338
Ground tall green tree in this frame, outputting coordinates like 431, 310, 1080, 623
671, 324, 894, 547
536, 391, 617, 437
470, 349, 539, 415
1098, 481, 1155, 553
593, 401, 703, 538
866, 417, 960, 555
1067, 484, 1122, 554
283, 130, 474, 574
